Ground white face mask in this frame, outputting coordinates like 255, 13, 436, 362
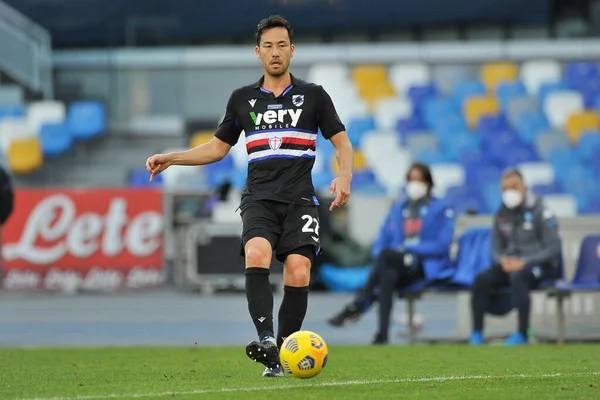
406, 181, 428, 201
502, 189, 524, 209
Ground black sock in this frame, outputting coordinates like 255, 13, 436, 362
245, 267, 274, 340
277, 285, 309, 349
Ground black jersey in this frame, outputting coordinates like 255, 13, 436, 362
215, 74, 345, 206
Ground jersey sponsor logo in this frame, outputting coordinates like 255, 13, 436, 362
292, 94, 305, 107
249, 109, 302, 130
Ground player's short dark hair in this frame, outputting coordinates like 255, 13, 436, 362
256, 15, 293, 45
407, 162, 434, 189
501, 167, 524, 182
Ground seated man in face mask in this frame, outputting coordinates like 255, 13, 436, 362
327, 162, 455, 344
469, 168, 561, 346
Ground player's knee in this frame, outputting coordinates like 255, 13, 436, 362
245, 246, 271, 268
285, 259, 311, 286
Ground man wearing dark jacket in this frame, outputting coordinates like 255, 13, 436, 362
470, 168, 561, 346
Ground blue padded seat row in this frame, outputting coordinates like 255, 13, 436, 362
0, 104, 25, 120
67, 101, 106, 140
555, 235, 600, 290
451, 79, 486, 108
564, 61, 599, 90
346, 116, 375, 147
496, 81, 527, 110
204, 155, 235, 188
538, 81, 569, 105
578, 77, 600, 108
477, 114, 509, 134
408, 84, 438, 118
40, 123, 73, 156
576, 133, 600, 164
514, 110, 550, 145
396, 115, 428, 145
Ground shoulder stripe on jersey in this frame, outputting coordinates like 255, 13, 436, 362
246, 128, 317, 137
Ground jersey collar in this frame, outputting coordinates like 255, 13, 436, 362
254, 73, 297, 97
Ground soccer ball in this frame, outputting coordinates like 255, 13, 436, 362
279, 330, 328, 379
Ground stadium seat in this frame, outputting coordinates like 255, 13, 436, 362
450, 227, 493, 286
352, 65, 388, 87
543, 91, 584, 128
307, 63, 350, 88
67, 101, 106, 139
578, 77, 600, 108
407, 84, 437, 116
451, 79, 486, 108
415, 148, 452, 165
190, 131, 213, 148
538, 81, 570, 106
543, 194, 578, 217
506, 96, 538, 127
129, 166, 162, 187
482, 181, 503, 213
374, 97, 412, 131
520, 60, 561, 95
422, 97, 459, 129
160, 147, 203, 189
565, 111, 600, 145
464, 95, 499, 129
535, 132, 570, 160
576, 132, 600, 164
514, 110, 550, 145
368, 146, 413, 195
388, 63, 431, 94
7, 138, 43, 174
481, 62, 518, 91
330, 150, 367, 174
430, 163, 466, 197
516, 162, 555, 187
40, 123, 73, 157
27, 101, 66, 134
547, 147, 579, 173
0, 104, 25, 120
477, 113, 509, 134
557, 235, 600, 290
358, 82, 396, 109
204, 155, 235, 188
395, 116, 428, 145
346, 116, 376, 146
405, 133, 439, 155
442, 131, 480, 161
0, 118, 35, 150
564, 61, 599, 89
431, 64, 478, 95
496, 81, 527, 110
531, 182, 562, 196
444, 185, 483, 215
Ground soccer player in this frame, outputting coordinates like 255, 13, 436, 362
145, 15, 353, 377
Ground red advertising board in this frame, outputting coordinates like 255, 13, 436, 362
1, 188, 165, 291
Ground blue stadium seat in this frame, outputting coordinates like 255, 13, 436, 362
554, 161, 591, 185
477, 113, 509, 134
450, 227, 492, 287
0, 104, 25, 120
415, 148, 452, 165
39, 123, 73, 157
501, 145, 539, 167
407, 84, 438, 118
482, 182, 502, 213
346, 116, 376, 147
351, 170, 387, 194
445, 185, 483, 215
564, 61, 599, 90
586, 197, 600, 213
205, 155, 234, 188
531, 182, 562, 196
395, 114, 427, 145
514, 110, 550, 145
312, 169, 334, 191
67, 101, 106, 140
556, 236, 600, 290
576, 133, 600, 164
579, 77, 600, 108
422, 97, 458, 129
129, 167, 162, 187
319, 264, 371, 292
538, 81, 570, 105
451, 79, 486, 108
496, 81, 527, 110
231, 167, 248, 190
443, 131, 481, 161
547, 148, 579, 171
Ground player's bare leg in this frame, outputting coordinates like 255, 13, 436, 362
243, 237, 283, 377
277, 252, 311, 349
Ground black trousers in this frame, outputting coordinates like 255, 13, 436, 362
353, 249, 424, 338
471, 264, 545, 336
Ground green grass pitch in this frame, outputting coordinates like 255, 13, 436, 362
1, 345, 599, 399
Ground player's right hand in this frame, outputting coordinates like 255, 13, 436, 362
146, 153, 171, 182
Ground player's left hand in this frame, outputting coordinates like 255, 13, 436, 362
329, 175, 351, 211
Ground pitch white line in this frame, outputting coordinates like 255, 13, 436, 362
17, 371, 600, 400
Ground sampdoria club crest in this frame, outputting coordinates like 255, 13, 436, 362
269, 136, 282, 150
292, 94, 305, 107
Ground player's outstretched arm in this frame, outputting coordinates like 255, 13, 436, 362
328, 131, 353, 211
146, 137, 232, 182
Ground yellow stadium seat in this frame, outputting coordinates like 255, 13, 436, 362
331, 150, 367, 174
359, 83, 396, 110
481, 62, 518, 91
352, 65, 388, 88
464, 95, 500, 128
7, 138, 43, 174
190, 131, 214, 148
565, 110, 600, 144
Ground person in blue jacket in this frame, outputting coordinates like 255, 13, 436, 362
327, 162, 455, 344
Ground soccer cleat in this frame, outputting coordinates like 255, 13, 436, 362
503, 332, 529, 346
262, 365, 285, 377
469, 331, 484, 345
246, 336, 282, 376
327, 305, 361, 327
371, 332, 388, 345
